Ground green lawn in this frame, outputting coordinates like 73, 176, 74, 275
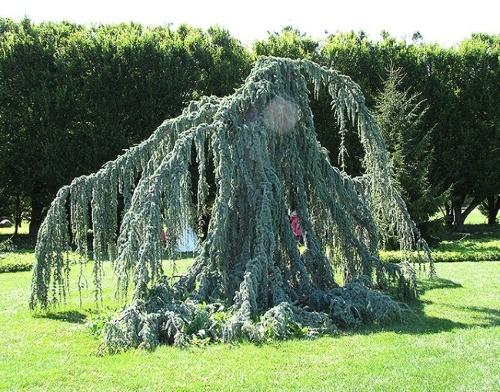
0, 221, 34, 272
4, 232, 499, 273
430, 207, 487, 225
465, 208, 488, 225
2, 218, 499, 274
381, 235, 500, 263
0, 261, 499, 391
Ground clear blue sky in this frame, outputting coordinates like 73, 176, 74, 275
2, 0, 499, 46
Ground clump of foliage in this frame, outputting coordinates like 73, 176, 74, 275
0, 258, 32, 273
479, 195, 500, 225
0, 238, 14, 253
0, 240, 33, 273
30, 57, 432, 352
86, 309, 114, 338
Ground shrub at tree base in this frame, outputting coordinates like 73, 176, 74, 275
0, 240, 33, 273
29, 57, 432, 352
0, 259, 32, 273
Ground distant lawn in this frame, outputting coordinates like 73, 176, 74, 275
2, 216, 499, 273
0, 221, 34, 272
431, 207, 488, 225
0, 219, 29, 235
381, 234, 500, 263
381, 218, 500, 263
2, 223, 499, 273
0, 261, 499, 391
465, 208, 488, 225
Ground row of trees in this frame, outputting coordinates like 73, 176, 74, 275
0, 19, 498, 238
0, 19, 251, 236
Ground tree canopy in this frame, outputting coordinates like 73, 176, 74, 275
374, 67, 436, 226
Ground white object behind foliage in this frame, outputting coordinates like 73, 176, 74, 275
177, 228, 197, 252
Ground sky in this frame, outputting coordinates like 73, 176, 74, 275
1, 0, 499, 47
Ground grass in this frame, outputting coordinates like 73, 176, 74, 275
3, 229, 499, 273
430, 207, 487, 225
0, 220, 29, 236
0, 221, 35, 272
0, 220, 193, 273
464, 208, 488, 225
0, 217, 498, 389
381, 234, 500, 263
0, 260, 499, 391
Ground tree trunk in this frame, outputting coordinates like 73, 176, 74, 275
14, 195, 21, 237
444, 203, 453, 226
451, 196, 464, 230
486, 195, 500, 225
453, 196, 480, 229
461, 197, 481, 225
29, 195, 44, 239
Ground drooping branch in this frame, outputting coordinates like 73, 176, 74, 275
30, 96, 221, 309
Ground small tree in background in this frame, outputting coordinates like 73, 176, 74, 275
375, 67, 438, 228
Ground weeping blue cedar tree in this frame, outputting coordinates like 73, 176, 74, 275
30, 57, 433, 352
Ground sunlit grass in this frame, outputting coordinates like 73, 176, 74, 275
465, 208, 487, 224
0, 219, 29, 235
0, 261, 498, 391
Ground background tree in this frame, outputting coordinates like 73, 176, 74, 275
434, 35, 500, 228
0, 19, 498, 237
479, 195, 500, 225
0, 19, 83, 238
374, 67, 437, 228
253, 27, 318, 60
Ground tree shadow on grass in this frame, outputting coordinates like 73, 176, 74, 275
355, 308, 467, 337
28, 276, 496, 347
354, 276, 499, 337
416, 277, 463, 295
445, 304, 500, 326
36, 310, 87, 324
